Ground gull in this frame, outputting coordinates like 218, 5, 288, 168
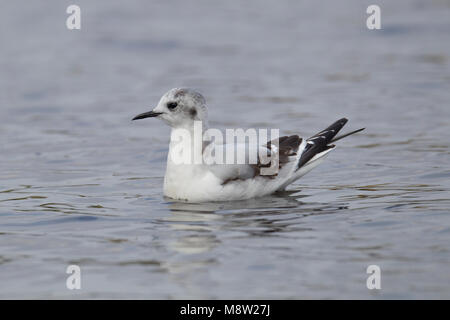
132, 88, 364, 202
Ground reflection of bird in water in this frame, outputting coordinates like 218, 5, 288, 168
162, 190, 349, 250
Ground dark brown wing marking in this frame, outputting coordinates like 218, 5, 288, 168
252, 135, 302, 177
222, 135, 303, 185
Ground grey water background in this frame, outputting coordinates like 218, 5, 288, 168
0, 0, 449, 299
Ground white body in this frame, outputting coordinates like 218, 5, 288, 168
163, 128, 333, 202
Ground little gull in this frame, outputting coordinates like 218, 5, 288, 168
133, 88, 364, 202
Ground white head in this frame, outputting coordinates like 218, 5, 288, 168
132, 88, 208, 129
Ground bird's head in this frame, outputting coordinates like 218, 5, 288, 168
132, 88, 208, 129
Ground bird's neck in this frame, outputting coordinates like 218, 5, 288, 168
168, 121, 208, 165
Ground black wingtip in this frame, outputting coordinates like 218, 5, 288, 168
330, 127, 365, 143
297, 118, 353, 170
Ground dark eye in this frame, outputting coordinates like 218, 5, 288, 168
167, 102, 178, 110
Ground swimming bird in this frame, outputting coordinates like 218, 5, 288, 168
132, 88, 364, 202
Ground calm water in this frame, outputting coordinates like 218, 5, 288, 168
1, 0, 450, 299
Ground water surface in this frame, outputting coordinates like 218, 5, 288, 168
1, 0, 449, 299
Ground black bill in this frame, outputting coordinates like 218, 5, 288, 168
132, 111, 163, 121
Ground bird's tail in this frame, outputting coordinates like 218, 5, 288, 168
297, 118, 364, 170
